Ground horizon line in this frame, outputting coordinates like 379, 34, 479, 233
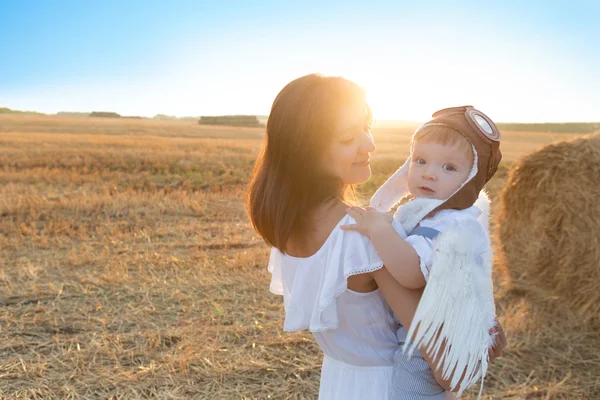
1, 106, 599, 125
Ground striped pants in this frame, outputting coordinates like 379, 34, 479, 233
391, 343, 456, 399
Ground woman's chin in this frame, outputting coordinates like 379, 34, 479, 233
347, 171, 371, 185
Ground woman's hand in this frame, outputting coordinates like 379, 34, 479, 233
341, 206, 393, 238
488, 317, 507, 361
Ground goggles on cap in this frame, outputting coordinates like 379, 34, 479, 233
431, 105, 501, 143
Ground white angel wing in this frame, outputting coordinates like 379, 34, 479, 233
474, 190, 490, 234
403, 218, 496, 398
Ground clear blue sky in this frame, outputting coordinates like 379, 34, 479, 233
1, 0, 599, 122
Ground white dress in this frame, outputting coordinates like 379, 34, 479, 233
269, 214, 400, 399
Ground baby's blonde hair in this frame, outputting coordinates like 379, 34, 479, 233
412, 124, 474, 164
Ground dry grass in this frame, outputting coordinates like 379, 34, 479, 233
1, 114, 598, 399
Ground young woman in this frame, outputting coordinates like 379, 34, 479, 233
246, 73, 506, 399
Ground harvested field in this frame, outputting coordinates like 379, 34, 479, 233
1, 114, 598, 399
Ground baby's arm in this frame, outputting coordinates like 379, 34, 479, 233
341, 207, 426, 289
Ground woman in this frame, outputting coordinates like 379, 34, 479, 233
246, 73, 505, 399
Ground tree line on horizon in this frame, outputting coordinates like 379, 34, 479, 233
495, 122, 600, 134
1, 107, 598, 133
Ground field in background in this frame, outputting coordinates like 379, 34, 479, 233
1, 114, 599, 399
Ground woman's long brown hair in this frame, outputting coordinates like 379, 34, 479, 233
246, 74, 370, 253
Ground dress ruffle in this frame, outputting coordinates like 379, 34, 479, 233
268, 215, 384, 332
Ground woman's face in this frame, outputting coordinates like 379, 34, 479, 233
321, 104, 376, 185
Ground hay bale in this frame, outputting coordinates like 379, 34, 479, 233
497, 134, 600, 323
198, 115, 261, 127
90, 111, 121, 118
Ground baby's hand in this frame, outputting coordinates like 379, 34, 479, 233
341, 206, 392, 238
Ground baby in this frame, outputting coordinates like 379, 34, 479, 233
342, 106, 503, 399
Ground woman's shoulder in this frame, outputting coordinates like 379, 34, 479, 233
283, 201, 344, 255
278, 212, 380, 261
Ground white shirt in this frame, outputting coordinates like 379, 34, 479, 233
402, 205, 490, 281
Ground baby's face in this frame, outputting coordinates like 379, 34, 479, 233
407, 141, 473, 200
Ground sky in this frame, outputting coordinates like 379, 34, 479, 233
1, 0, 599, 122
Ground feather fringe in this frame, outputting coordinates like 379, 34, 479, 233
402, 218, 496, 398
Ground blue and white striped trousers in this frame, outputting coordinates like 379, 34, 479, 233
392, 343, 455, 399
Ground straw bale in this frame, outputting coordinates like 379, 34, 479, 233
497, 134, 600, 323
